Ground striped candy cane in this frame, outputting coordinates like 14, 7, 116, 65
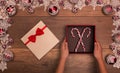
71, 27, 91, 52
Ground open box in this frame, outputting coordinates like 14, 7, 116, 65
66, 25, 95, 53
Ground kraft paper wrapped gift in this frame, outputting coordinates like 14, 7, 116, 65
21, 21, 59, 60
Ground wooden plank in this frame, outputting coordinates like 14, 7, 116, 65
9, 16, 113, 48
2, 48, 118, 73
15, 6, 109, 16
1, 2, 119, 73
4, 48, 59, 73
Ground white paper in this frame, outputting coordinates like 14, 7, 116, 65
21, 21, 59, 60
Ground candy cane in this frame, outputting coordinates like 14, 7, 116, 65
71, 27, 91, 52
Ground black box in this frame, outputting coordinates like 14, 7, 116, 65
66, 25, 95, 53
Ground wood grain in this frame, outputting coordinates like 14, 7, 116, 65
4, 16, 117, 73
15, 6, 110, 16
3, 48, 118, 73
2, 5, 119, 73
9, 16, 113, 48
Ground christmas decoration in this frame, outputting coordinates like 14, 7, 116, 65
74, 0, 86, 10
105, 54, 117, 64
102, 5, 113, 15
0, 0, 13, 69
38, 0, 43, 4
66, 25, 95, 53
14, 0, 19, 4
112, 33, 120, 43
71, 27, 91, 52
97, 0, 103, 4
116, 5, 120, 12
72, 7, 78, 13
1, 0, 120, 71
69, 0, 79, 4
110, 42, 116, 50
21, 0, 33, 7
26, 6, 34, 14
63, 0, 72, 10
0, 0, 106, 16
47, 4, 59, 16
112, 15, 120, 21
0, 28, 6, 38
85, 0, 91, 5
0, 61, 7, 72
0, 0, 6, 6
111, 0, 120, 68
110, 0, 120, 8
6, 5, 16, 17
3, 50, 14, 62
103, 0, 110, 4
6, 18, 13, 24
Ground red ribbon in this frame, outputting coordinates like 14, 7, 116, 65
25, 25, 47, 45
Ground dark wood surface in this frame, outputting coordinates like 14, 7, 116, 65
1, 6, 119, 73
16, 6, 105, 16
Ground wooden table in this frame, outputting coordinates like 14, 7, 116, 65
2, 6, 120, 73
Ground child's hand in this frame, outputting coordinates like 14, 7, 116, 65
60, 39, 69, 60
94, 42, 103, 60
94, 42, 108, 73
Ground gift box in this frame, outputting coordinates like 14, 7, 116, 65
21, 21, 59, 60
66, 25, 95, 53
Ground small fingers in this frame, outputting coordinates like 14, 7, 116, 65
61, 38, 67, 50
95, 41, 100, 51
65, 42, 68, 50
62, 40, 65, 44
95, 41, 102, 52
96, 42, 101, 48
62, 38, 66, 44
95, 42, 98, 48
